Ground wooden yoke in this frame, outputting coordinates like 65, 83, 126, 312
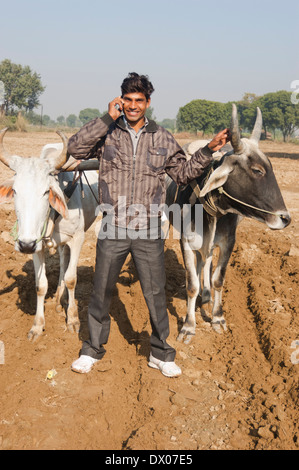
59, 158, 99, 172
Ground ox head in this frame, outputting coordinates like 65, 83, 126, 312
200, 104, 291, 230
0, 128, 69, 253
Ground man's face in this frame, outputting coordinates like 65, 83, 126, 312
122, 92, 151, 126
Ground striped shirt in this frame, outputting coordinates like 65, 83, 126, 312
68, 113, 213, 229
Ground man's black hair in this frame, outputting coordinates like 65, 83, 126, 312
121, 72, 154, 101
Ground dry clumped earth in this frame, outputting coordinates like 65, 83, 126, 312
0, 131, 298, 450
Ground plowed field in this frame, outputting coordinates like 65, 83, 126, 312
0, 132, 298, 450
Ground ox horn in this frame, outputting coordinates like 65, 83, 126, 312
53, 130, 69, 169
250, 107, 263, 144
230, 104, 245, 155
0, 127, 13, 167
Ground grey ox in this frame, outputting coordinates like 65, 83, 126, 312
166, 104, 291, 343
0, 129, 99, 340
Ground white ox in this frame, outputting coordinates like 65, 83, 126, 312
182, 139, 232, 161
0, 128, 99, 340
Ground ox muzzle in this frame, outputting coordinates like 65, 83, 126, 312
266, 211, 291, 230
17, 239, 38, 254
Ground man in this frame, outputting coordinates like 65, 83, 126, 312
68, 72, 230, 377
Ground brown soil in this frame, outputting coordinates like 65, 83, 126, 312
0, 132, 298, 450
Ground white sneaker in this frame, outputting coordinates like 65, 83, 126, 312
71, 355, 99, 374
148, 353, 182, 378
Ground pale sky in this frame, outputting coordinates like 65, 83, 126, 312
1, 0, 298, 121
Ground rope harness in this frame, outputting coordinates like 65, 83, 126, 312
189, 166, 220, 217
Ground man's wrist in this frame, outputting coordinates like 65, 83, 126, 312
202, 144, 214, 156
101, 113, 115, 127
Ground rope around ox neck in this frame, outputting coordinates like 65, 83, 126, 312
190, 162, 280, 218
217, 187, 279, 217
10, 207, 51, 244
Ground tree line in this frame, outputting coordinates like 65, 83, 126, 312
0, 59, 169, 130
0, 59, 298, 141
177, 91, 299, 142
25, 106, 161, 128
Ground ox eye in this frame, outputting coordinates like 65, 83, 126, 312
43, 190, 50, 197
251, 166, 265, 177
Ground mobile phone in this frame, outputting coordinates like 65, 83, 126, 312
115, 104, 121, 111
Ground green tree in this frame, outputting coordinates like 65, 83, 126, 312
66, 114, 81, 128
79, 108, 102, 125
177, 99, 230, 135
158, 118, 176, 131
42, 115, 51, 126
242, 91, 299, 141
237, 93, 260, 130
261, 91, 299, 141
26, 110, 42, 125
0, 59, 45, 115
57, 115, 66, 125
146, 106, 156, 120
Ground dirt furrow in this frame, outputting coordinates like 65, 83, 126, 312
0, 134, 298, 450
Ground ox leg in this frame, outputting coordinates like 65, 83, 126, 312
55, 245, 70, 314
201, 251, 213, 305
64, 232, 85, 333
28, 250, 48, 341
211, 241, 235, 334
195, 251, 204, 298
211, 288, 226, 334
177, 246, 199, 344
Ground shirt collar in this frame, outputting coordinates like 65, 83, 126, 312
122, 115, 149, 132
116, 115, 158, 133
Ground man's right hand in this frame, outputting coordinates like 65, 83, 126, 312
108, 96, 124, 120
208, 128, 231, 152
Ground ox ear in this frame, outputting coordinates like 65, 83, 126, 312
200, 161, 234, 198
49, 180, 68, 219
0, 179, 14, 203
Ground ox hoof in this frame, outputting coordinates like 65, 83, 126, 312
67, 321, 80, 334
28, 327, 44, 341
211, 319, 227, 334
177, 329, 195, 344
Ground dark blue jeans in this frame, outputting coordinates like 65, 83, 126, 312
81, 235, 176, 362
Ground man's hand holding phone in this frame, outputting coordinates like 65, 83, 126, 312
108, 96, 124, 120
